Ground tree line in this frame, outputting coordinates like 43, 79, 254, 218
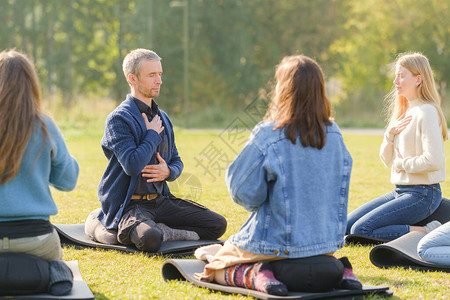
1, 0, 448, 127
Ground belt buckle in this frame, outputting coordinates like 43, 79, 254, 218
145, 194, 157, 200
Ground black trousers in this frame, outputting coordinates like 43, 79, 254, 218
269, 255, 344, 292
117, 195, 227, 252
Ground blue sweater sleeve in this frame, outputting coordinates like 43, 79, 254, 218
102, 111, 162, 177
167, 145, 183, 181
46, 118, 79, 191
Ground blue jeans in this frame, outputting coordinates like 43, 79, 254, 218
346, 184, 442, 240
417, 221, 450, 265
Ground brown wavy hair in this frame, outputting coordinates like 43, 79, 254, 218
0, 50, 48, 184
264, 55, 332, 149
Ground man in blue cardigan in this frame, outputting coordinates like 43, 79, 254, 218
86, 49, 227, 252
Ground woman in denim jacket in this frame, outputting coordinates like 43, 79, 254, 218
347, 53, 446, 241
195, 55, 357, 295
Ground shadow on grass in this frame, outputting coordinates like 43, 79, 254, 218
360, 274, 412, 299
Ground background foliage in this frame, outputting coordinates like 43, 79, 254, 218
1, 0, 449, 127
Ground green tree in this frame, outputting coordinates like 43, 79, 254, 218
330, 0, 450, 124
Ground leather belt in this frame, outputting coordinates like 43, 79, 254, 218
131, 194, 158, 200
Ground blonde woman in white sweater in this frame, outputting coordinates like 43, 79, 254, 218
346, 53, 447, 241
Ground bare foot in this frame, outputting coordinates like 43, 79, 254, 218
410, 225, 427, 233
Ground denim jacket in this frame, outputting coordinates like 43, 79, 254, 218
226, 121, 352, 258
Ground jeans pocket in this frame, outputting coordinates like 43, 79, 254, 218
429, 187, 442, 214
397, 186, 427, 201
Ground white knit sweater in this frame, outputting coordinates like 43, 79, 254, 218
380, 99, 446, 185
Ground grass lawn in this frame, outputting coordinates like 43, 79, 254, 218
49, 111, 450, 299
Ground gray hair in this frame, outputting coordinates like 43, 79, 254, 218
122, 48, 161, 85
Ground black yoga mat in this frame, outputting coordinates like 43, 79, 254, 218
161, 259, 393, 299
344, 235, 388, 246
370, 231, 450, 272
54, 223, 224, 257
0, 261, 94, 300
345, 197, 450, 246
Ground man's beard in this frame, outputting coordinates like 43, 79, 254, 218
138, 85, 159, 99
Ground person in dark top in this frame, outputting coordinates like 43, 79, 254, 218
85, 48, 226, 252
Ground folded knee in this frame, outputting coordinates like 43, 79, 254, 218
349, 222, 370, 236
131, 226, 163, 252
206, 215, 227, 239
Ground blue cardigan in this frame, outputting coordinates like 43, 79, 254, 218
97, 95, 183, 229
0, 116, 79, 221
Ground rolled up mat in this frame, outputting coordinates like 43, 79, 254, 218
161, 259, 393, 299
54, 223, 224, 257
0, 261, 94, 299
369, 231, 450, 272
345, 197, 450, 246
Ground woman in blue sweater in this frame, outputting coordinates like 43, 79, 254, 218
194, 55, 359, 295
0, 50, 79, 260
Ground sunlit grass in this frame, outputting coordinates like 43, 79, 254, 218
47, 99, 449, 299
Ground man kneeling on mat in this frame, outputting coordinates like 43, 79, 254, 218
193, 55, 362, 295
85, 49, 227, 252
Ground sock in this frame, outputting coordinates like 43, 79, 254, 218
224, 262, 288, 296
424, 220, 442, 233
157, 223, 200, 241
339, 257, 362, 290
48, 260, 73, 296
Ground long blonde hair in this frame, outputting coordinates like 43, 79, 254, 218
0, 50, 48, 184
386, 52, 447, 140
264, 55, 331, 149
